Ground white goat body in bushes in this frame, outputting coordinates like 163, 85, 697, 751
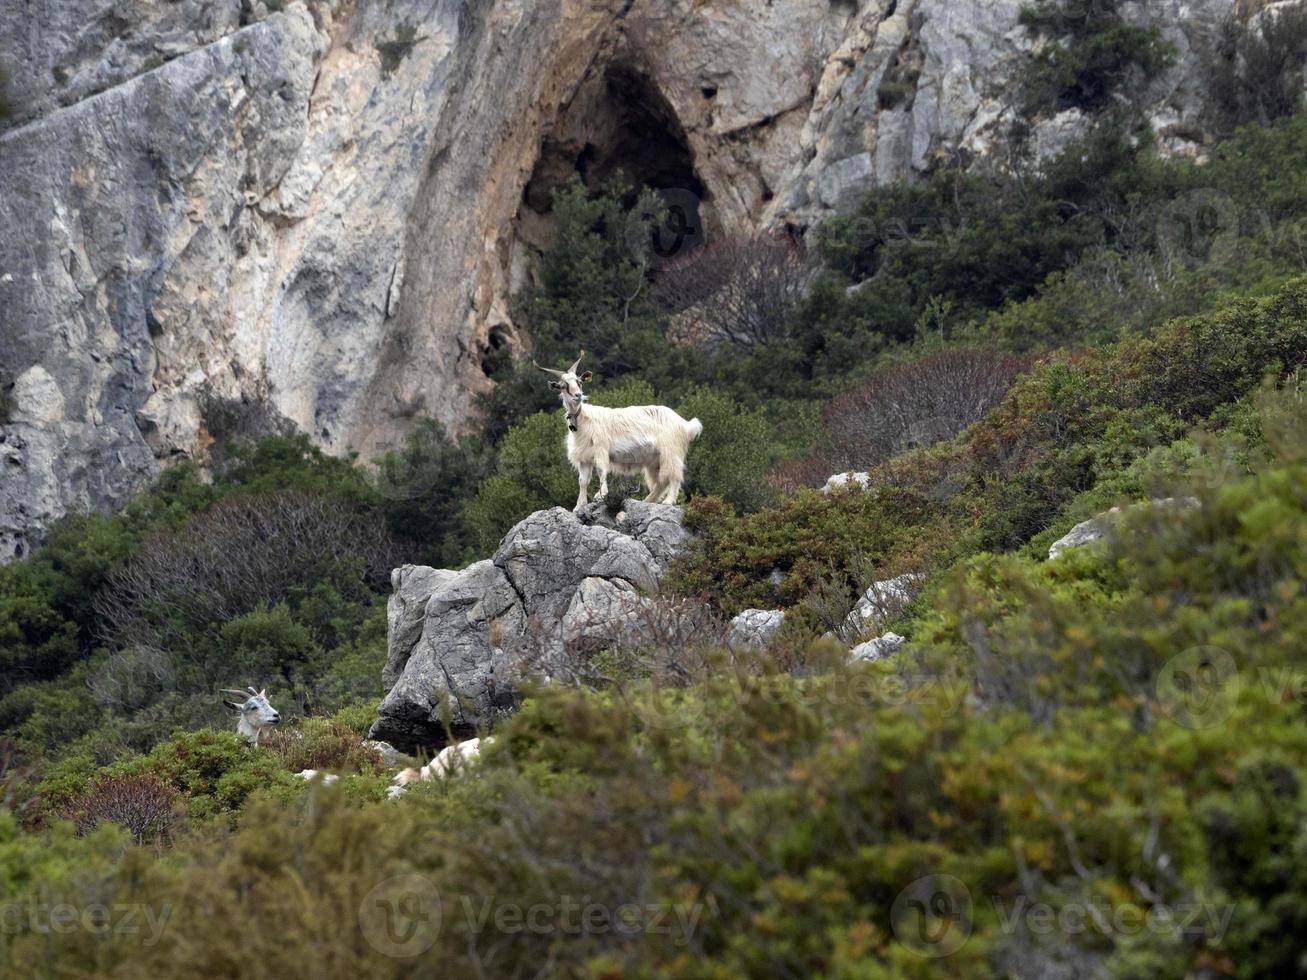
387, 737, 491, 798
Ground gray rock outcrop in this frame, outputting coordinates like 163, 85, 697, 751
370, 501, 688, 750
1047, 496, 1201, 559
727, 609, 787, 650
845, 573, 924, 635
384, 565, 460, 690
851, 631, 906, 662
822, 472, 872, 494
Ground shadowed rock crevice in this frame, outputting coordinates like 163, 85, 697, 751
520, 60, 712, 259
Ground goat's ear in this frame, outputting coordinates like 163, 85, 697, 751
224, 700, 244, 711
580, 371, 593, 383
549, 380, 564, 390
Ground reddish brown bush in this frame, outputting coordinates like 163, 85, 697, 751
65, 773, 177, 844
654, 235, 817, 348
94, 490, 396, 650
825, 350, 1032, 472
766, 350, 1032, 490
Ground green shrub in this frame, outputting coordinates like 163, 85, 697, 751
115, 729, 300, 822
374, 419, 493, 567
678, 387, 781, 511
262, 716, 386, 775
677, 275, 1307, 611
1017, 0, 1174, 115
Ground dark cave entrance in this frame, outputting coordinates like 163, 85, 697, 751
521, 63, 712, 265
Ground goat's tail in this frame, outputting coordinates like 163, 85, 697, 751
686, 417, 704, 441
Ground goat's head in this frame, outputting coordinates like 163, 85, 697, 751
534, 352, 593, 431
222, 686, 281, 744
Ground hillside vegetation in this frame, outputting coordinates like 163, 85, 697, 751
4, 72, 1307, 980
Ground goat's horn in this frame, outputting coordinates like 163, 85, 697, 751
568, 351, 586, 374
532, 360, 565, 377
220, 689, 249, 698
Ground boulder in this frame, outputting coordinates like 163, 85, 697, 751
822, 472, 871, 493
845, 573, 924, 635
370, 502, 689, 750
562, 578, 660, 655
851, 632, 906, 662
728, 609, 787, 650
1048, 497, 1200, 559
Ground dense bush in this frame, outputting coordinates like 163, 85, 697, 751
1210, 4, 1307, 132
678, 275, 1307, 613
1017, 0, 1174, 115
818, 350, 1032, 478
0, 439, 395, 763
6, 458, 1307, 978
95, 490, 393, 654
374, 419, 494, 567
61, 772, 177, 845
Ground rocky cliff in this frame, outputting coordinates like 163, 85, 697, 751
0, 0, 1241, 557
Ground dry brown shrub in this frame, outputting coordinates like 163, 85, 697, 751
94, 490, 396, 650
64, 772, 177, 845
654, 234, 817, 348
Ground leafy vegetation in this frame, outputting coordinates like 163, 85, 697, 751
1016, 0, 1175, 116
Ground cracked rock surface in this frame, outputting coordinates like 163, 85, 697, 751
370, 501, 688, 751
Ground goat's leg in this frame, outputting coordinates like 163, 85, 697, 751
575, 463, 592, 510
659, 453, 685, 505
642, 465, 662, 501
594, 450, 611, 501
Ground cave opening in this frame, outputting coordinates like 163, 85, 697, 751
521, 63, 712, 264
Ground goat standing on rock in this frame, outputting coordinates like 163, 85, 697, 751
536, 352, 703, 509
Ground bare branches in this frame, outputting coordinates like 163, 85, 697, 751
94, 491, 396, 654
825, 350, 1033, 472
654, 235, 817, 349
64, 773, 177, 845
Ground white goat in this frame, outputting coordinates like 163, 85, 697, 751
535, 352, 703, 509
294, 769, 340, 785
221, 686, 281, 745
387, 736, 491, 798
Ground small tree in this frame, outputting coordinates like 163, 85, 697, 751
824, 350, 1033, 473
94, 490, 396, 656
66, 773, 177, 845
1209, 6, 1307, 131
654, 235, 816, 349
1017, 0, 1175, 115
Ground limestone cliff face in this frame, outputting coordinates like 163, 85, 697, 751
0, 0, 1239, 557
